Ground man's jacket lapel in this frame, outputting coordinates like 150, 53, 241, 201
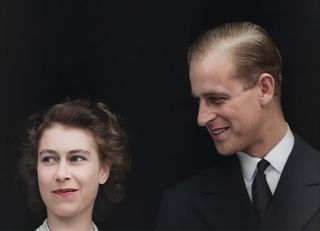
192, 155, 258, 230
260, 135, 320, 230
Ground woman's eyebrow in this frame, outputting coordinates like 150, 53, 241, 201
38, 149, 58, 156
68, 149, 91, 155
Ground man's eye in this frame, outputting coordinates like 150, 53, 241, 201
208, 97, 227, 104
70, 155, 86, 162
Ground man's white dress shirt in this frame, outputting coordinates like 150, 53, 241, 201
237, 126, 294, 201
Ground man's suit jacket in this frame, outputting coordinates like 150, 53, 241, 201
157, 135, 320, 230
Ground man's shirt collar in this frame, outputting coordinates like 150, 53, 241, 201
237, 125, 294, 181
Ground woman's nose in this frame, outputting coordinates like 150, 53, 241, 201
55, 161, 71, 182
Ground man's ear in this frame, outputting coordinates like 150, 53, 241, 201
99, 161, 111, 184
258, 73, 275, 106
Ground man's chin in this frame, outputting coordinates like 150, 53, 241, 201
215, 145, 237, 156
217, 151, 236, 156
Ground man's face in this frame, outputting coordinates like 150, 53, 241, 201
189, 52, 264, 156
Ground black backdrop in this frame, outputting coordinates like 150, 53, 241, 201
1, 0, 320, 230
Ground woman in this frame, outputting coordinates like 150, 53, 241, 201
20, 99, 129, 231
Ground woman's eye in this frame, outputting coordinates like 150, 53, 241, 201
41, 156, 58, 163
70, 155, 86, 162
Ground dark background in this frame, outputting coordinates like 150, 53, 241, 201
1, 0, 320, 230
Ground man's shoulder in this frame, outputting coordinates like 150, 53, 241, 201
156, 157, 241, 229
292, 133, 320, 164
164, 155, 239, 197
293, 133, 320, 156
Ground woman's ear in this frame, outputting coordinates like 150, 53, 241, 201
99, 161, 111, 184
258, 73, 276, 106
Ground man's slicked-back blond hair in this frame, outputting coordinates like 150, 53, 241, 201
188, 22, 282, 97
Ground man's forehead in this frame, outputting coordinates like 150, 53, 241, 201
190, 49, 236, 73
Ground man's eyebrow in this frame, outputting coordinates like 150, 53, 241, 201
203, 92, 230, 98
191, 91, 230, 98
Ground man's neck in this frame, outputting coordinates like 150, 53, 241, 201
245, 118, 288, 158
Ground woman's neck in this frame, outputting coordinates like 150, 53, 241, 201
46, 211, 94, 231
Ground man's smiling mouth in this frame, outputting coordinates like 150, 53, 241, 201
211, 127, 229, 136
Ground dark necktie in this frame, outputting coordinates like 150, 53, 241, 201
252, 159, 272, 221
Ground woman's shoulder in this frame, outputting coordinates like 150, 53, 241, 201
34, 219, 99, 231
35, 219, 49, 231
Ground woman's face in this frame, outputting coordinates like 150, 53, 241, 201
37, 123, 110, 219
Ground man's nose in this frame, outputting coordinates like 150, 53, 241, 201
197, 100, 217, 127
55, 161, 71, 181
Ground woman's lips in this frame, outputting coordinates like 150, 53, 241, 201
52, 188, 78, 198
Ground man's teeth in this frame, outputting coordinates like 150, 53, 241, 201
212, 128, 227, 135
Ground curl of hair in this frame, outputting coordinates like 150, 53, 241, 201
19, 99, 129, 221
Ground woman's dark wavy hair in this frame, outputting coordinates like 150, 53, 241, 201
19, 99, 129, 222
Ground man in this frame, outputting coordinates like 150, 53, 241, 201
157, 22, 320, 230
